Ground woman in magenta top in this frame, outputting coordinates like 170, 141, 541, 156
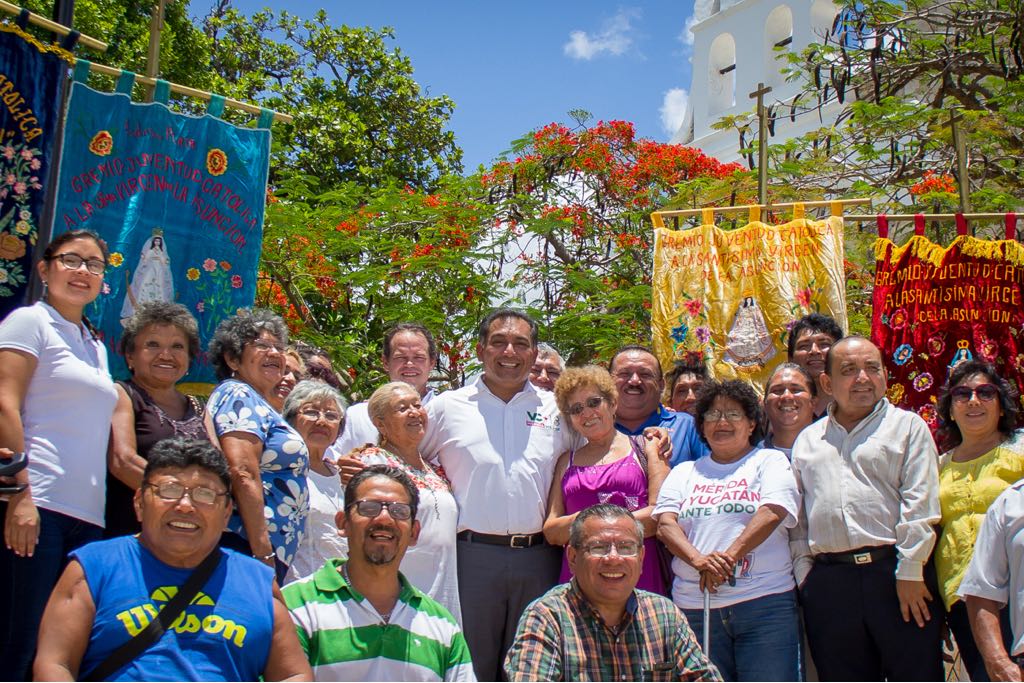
544, 365, 670, 593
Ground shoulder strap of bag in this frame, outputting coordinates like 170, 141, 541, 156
81, 548, 222, 682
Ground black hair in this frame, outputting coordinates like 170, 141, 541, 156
693, 379, 765, 448
787, 313, 844, 359
568, 503, 643, 549
143, 438, 231, 494
119, 301, 201, 361
43, 229, 110, 263
666, 359, 710, 390
477, 308, 538, 346
937, 360, 1019, 451
766, 361, 818, 398
344, 465, 419, 522
384, 322, 438, 361
608, 344, 663, 378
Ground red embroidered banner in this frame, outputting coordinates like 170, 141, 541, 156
872, 235, 1024, 431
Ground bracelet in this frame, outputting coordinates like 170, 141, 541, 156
254, 552, 276, 561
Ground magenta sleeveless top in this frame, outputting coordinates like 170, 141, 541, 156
559, 446, 667, 594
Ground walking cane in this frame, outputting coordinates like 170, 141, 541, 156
702, 587, 711, 656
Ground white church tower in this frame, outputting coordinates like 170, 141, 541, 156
672, 0, 843, 164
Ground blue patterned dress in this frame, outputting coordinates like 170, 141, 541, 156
208, 379, 310, 567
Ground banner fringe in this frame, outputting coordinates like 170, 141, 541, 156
0, 23, 75, 65
875, 235, 1024, 267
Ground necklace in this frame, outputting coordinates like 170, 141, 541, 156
341, 563, 393, 624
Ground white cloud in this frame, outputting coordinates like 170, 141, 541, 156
681, 0, 717, 47
564, 9, 641, 60
660, 87, 689, 134
680, 14, 699, 47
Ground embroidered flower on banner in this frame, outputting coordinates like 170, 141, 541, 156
202, 258, 217, 272
231, 274, 243, 289
978, 337, 999, 362
108, 252, 124, 267
671, 323, 689, 343
186, 267, 200, 281
795, 287, 814, 309
206, 148, 228, 176
918, 403, 938, 426
893, 344, 913, 366
196, 301, 205, 313
1015, 354, 1024, 374
927, 336, 945, 356
684, 298, 703, 317
887, 383, 905, 405
14, 220, 30, 236
695, 326, 712, 344
219, 260, 231, 271
912, 372, 933, 392
88, 131, 113, 157
890, 308, 909, 330
0, 235, 26, 260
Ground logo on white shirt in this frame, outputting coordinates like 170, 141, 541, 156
525, 411, 559, 430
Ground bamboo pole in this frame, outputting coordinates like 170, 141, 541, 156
653, 197, 873, 220
82, 61, 294, 124
0, 0, 107, 51
845, 212, 1015, 221
143, 0, 166, 102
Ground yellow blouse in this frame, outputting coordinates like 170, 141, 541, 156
937, 431, 1024, 609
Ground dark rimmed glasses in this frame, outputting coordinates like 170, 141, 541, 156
349, 499, 413, 521
54, 252, 106, 275
144, 481, 228, 506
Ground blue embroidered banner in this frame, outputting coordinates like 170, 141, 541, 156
50, 73, 272, 385
0, 23, 73, 319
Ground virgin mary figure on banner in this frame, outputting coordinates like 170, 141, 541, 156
120, 229, 175, 324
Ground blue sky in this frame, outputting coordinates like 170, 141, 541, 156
221, 1, 699, 171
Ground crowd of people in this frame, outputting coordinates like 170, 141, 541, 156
1, 228, 1023, 682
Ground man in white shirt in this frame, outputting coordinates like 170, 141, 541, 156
959, 480, 1024, 681
331, 323, 438, 456
418, 309, 568, 682
790, 335, 942, 680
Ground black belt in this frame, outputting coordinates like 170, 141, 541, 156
456, 530, 545, 549
815, 545, 897, 565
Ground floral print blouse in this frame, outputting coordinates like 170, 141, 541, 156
208, 379, 310, 567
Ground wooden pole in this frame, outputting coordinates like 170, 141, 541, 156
0, 0, 107, 51
144, 0, 166, 101
749, 82, 772, 204
950, 111, 972, 214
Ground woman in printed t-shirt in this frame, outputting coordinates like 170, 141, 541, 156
654, 379, 801, 682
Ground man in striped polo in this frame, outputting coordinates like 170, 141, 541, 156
283, 465, 475, 681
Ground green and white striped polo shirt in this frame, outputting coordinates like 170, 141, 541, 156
283, 558, 475, 681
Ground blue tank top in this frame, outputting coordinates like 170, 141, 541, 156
73, 536, 275, 681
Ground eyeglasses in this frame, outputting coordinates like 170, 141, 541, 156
703, 409, 747, 423
951, 384, 999, 403
349, 499, 413, 521
299, 407, 342, 423
583, 541, 640, 557
54, 253, 106, 275
568, 396, 605, 416
144, 481, 228, 506
249, 339, 285, 354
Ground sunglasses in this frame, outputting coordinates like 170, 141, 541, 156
950, 383, 999, 403
349, 499, 413, 521
569, 396, 605, 416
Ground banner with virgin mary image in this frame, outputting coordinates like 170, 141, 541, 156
872, 234, 1024, 431
49, 65, 272, 386
651, 206, 848, 392
0, 21, 74, 319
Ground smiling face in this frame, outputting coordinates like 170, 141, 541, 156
384, 331, 435, 396
135, 465, 232, 568
38, 237, 105, 311
610, 350, 663, 421
670, 372, 705, 415
765, 368, 816, 433
338, 476, 420, 567
373, 386, 427, 455
294, 397, 344, 455
226, 330, 285, 399
126, 323, 191, 390
477, 316, 537, 398
702, 396, 756, 461
529, 354, 563, 392
792, 330, 837, 379
820, 338, 887, 421
568, 515, 644, 613
951, 372, 1003, 441
566, 384, 616, 441
272, 353, 303, 407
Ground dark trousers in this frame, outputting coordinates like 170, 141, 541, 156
947, 598, 1014, 682
801, 554, 944, 681
457, 538, 561, 682
0, 505, 103, 681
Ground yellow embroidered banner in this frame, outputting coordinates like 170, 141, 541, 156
651, 215, 847, 390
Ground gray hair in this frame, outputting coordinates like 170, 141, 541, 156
536, 343, 565, 369
119, 301, 201, 361
366, 381, 420, 429
568, 504, 643, 549
207, 308, 289, 381
282, 380, 347, 426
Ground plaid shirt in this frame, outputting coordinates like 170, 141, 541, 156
504, 581, 721, 682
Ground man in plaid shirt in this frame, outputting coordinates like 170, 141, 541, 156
504, 504, 720, 682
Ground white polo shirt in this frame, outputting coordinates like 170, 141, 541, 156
420, 377, 570, 535
0, 302, 117, 527
329, 389, 436, 459
959, 479, 1024, 657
